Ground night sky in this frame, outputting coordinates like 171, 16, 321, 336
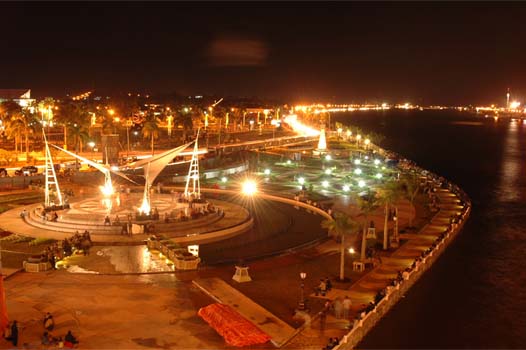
2, 2, 526, 104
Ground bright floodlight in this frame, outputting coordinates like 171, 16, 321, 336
221, 176, 228, 183
322, 180, 329, 188
374, 159, 381, 165
342, 184, 350, 192
325, 169, 332, 175
242, 180, 258, 195
358, 180, 366, 188
264, 169, 271, 175
325, 154, 332, 161
298, 177, 305, 184
375, 173, 383, 179
354, 168, 362, 175
354, 159, 361, 165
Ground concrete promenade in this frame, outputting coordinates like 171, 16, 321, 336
0, 183, 470, 349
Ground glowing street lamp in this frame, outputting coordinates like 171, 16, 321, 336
264, 169, 271, 176
322, 180, 329, 188
221, 176, 228, 183
242, 180, 258, 195
354, 159, 361, 165
358, 180, 366, 188
342, 184, 350, 192
298, 272, 307, 310
354, 168, 362, 175
298, 177, 305, 185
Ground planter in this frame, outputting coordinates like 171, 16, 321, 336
174, 256, 200, 270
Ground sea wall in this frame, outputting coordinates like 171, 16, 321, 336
334, 183, 471, 349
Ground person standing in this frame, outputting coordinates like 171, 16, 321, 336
333, 297, 343, 319
343, 296, 352, 320
10, 320, 18, 347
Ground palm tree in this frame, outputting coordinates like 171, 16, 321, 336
67, 123, 89, 154
321, 212, 359, 281
142, 115, 160, 155
5, 109, 39, 160
4, 115, 24, 157
355, 191, 380, 261
56, 102, 90, 149
378, 181, 403, 250
176, 109, 194, 142
402, 174, 420, 228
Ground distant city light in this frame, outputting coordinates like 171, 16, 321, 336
358, 180, 366, 188
221, 177, 228, 183
375, 173, 383, 179
298, 177, 305, 185
325, 169, 332, 175
342, 184, 350, 192
354, 159, 361, 165
264, 169, 271, 175
354, 168, 362, 175
325, 154, 332, 161
322, 180, 329, 188
374, 159, 381, 165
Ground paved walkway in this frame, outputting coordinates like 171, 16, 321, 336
284, 188, 463, 349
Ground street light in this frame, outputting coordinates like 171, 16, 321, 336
298, 272, 307, 311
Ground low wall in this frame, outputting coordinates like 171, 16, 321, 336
333, 194, 471, 349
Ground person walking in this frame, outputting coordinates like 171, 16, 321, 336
44, 312, 54, 331
10, 320, 18, 347
343, 296, 352, 320
333, 296, 343, 319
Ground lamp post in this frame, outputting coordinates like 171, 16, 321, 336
298, 272, 307, 311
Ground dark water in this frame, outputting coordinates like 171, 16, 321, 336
333, 110, 526, 348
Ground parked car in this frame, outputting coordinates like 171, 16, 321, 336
0, 168, 8, 177
15, 166, 38, 176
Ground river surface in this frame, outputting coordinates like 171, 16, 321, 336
332, 110, 526, 348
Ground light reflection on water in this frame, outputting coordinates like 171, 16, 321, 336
96, 245, 174, 273
497, 121, 524, 202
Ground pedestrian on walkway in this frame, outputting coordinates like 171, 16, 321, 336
10, 320, 18, 347
343, 296, 352, 320
333, 297, 343, 319
44, 312, 54, 331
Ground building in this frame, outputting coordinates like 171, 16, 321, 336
0, 89, 35, 107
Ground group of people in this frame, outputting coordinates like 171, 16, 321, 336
323, 337, 341, 350
67, 231, 92, 256
315, 277, 333, 297
40, 312, 79, 348
41, 209, 59, 222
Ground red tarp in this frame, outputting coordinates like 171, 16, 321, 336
198, 303, 271, 347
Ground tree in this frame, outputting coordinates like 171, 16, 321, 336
55, 102, 90, 149
4, 108, 39, 160
401, 174, 420, 228
378, 181, 403, 250
355, 191, 380, 261
321, 212, 359, 281
67, 123, 89, 154
176, 109, 194, 142
142, 115, 160, 155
